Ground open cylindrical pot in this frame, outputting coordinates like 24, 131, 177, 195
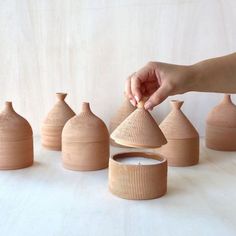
109, 152, 167, 200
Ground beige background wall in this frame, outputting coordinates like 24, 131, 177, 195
0, 0, 235, 135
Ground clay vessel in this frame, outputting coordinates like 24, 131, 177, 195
62, 102, 110, 171
109, 96, 136, 147
109, 152, 167, 200
206, 94, 236, 151
159, 100, 199, 167
41, 93, 75, 151
0, 102, 33, 169
110, 101, 167, 148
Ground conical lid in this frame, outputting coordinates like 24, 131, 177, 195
110, 101, 167, 148
206, 94, 236, 127
160, 100, 199, 139
109, 96, 136, 133
62, 102, 109, 142
43, 93, 75, 126
0, 102, 33, 142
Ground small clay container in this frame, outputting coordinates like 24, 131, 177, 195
0, 102, 34, 169
41, 93, 75, 151
109, 152, 167, 200
62, 102, 110, 171
159, 100, 199, 167
109, 96, 136, 147
111, 101, 167, 148
206, 94, 236, 151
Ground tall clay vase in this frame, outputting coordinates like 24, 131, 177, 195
109, 96, 136, 147
0, 102, 33, 169
41, 93, 75, 151
159, 100, 199, 167
206, 94, 236, 151
62, 102, 110, 171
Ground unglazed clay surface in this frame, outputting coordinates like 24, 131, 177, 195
159, 100, 199, 167
111, 101, 167, 148
206, 94, 236, 151
0, 102, 33, 169
41, 93, 75, 151
62, 102, 110, 171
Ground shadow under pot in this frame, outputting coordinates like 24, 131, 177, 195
62, 102, 110, 171
109, 152, 167, 200
0, 102, 34, 170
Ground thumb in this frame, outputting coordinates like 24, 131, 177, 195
144, 85, 171, 110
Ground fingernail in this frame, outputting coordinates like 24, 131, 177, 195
134, 96, 140, 103
130, 99, 136, 106
144, 102, 152, 110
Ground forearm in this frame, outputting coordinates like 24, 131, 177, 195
190, 53, 236, 93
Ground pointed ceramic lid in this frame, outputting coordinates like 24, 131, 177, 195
0, 102, 33, 142
160, 100, 199, 139
43, 93, 75, 126
62, 102, 109, 143
206, 94, 236, 127
109, 95, 136, 133
110, 101, 167, 148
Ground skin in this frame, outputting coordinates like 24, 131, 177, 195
125, 53, 236, 110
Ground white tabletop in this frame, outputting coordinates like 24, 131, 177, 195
0, 136, 236, 236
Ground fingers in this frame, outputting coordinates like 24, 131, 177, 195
131, 74, 142, 103
125, 73, 136, 106
144, 85, 171, 110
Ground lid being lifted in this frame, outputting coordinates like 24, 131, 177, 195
111, 101, 167, 148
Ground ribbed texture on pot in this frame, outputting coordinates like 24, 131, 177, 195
159, 100, 199, 167
0, 102, 33, 169
206, 94, 236, 150
41, 93, 75, 151
111, 101, 167, 148
109, 152, 167, 200
160, 100, 198, 139
62, 102, 109, 171
109, 96, 136, 147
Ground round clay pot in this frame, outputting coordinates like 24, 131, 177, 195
109, 152, 167, 200
41, 93, 75, 151
62, 102, 110, 171
206, 94, 236, 151
159, 100, 199, 167
111, 101, 167, 148
109, 96, 136, 147
0, 102, 33, 169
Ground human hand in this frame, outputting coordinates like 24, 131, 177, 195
125, 62, 195, 110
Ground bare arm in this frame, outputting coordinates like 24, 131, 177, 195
125, 53, 236, 110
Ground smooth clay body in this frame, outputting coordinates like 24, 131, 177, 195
109, 152, 167, 200
159, 100, 199, 167
109, 96, 136, 147
41, 93, 75, 151
62, 102, 110, 171
111, 101, 167, 148
206, 94, 236, 151
0, 102, 33, 169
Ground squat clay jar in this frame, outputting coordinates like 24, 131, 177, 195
41, 93, 75, 151
0, 102, 33, 169
62, 102, 110, 171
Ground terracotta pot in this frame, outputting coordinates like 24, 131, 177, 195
206, 94, 236, 151
41, 93, 75, 151
159, 100, 199, 167
110, 101, 167, 148
109, 152, 167, 200
109, 96, 136, 147
0, 102, 33, 169
62, 102, 110, 171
